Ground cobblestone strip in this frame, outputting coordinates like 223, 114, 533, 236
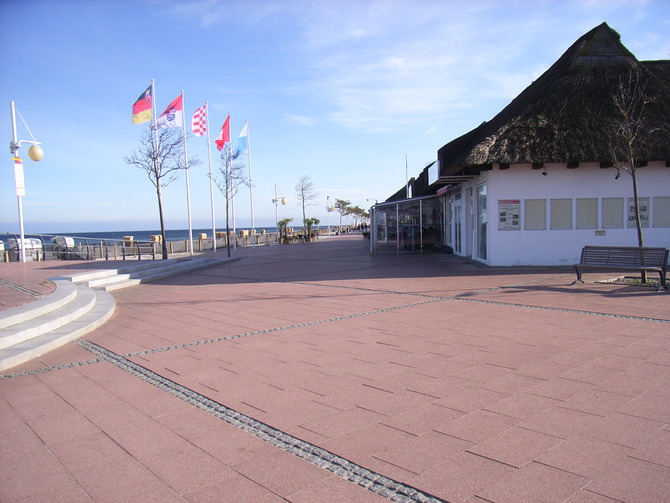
291, 276, 670, 323
76, 338, 447, 503
0, 359, 102, 379
0, 278, 42, 297
124, 297, 445, 357
0, 298, 445, 378
453, 296, 670, 323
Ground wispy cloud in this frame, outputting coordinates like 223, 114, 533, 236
286, 1, 554, 133
284, 113, 316, 126
158, 0, 668, 135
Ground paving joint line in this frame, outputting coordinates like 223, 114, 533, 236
0, 278, 42, 297
75, 338, 448, 503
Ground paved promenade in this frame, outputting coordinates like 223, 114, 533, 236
1, 235, 669, 503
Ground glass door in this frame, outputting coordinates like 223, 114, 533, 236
452, 195, 462, 254
476, 184, 487, 260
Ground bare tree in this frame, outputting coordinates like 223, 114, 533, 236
213, 147, 248, 256
610, 70, 659, 249
295, 175, 318, 231
124, 127, 197, 259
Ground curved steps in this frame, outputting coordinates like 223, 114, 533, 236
0, 281, 115, 372
0, 255, 239, 372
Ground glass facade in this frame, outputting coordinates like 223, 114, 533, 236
371, 196, 446, 254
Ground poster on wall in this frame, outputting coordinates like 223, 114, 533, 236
498, 200, 520, 230
627, 197, 649, 228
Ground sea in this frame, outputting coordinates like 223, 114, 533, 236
1, 225, 334, 245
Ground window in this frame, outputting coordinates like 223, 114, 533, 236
577, 198, 598, 229
550, 199, 572, 230
524, 199, 546, 230
602, 198, 623, 228
653, 197, 670, 227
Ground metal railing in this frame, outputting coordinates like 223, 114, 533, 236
0, 232, 283, 262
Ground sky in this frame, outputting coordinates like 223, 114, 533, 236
1, 0, 669, 235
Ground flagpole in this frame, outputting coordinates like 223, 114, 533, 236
226, 112, 236, 250
151, 79, 158, 153
151, 79, 166, 258
205, 102, 216, 252
181, 91, 194, 256
151, 79, 159, 169
245, 120, 255, 247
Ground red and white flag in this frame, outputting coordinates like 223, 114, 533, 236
155, 94, 183, 129
215, 114, 230, 151
191, 105, 207, 136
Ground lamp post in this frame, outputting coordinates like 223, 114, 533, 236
325, 198, 336, 236
9, 101, 43, 263
272, 184, 286, 240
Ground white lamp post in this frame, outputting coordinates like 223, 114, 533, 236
9, 101, 43, 263
272, 184, 286, 240
327, 196, 334, 236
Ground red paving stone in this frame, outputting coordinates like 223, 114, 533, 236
1, 235, 669, 502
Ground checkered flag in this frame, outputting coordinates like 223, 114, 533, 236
191, 104, 207, 136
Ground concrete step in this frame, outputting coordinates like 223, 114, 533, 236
65, 257, 194, 284
0, 280, 77, 331
0, 290, 115, 372
79, 256, 240, 291
0, 284, 96, 351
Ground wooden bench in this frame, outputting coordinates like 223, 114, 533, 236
573, 245, 668, 289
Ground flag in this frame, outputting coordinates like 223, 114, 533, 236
155, 94, 183, 128
191, 105, 207, 136
236, 123, 248, 154
132, 85, 152, 124
215, 115, 230, 151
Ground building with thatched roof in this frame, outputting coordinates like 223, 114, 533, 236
370, 23, 670, 265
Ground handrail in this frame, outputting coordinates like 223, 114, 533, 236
0, 231, 281, 262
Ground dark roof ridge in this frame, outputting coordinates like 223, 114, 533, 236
434, 23, 670, 176
569, 22, 638, 68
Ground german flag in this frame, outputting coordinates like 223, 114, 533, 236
132, 85, 152, 124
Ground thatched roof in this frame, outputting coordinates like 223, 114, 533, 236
438, 23, 670, 179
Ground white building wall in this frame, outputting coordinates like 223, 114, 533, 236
455, 162, 670, 266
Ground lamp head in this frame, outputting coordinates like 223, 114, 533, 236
281, 197, 286, 205
28, 145, 44, 161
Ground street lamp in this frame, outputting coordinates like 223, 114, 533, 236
326, 196, 332, 236
9, 101, 43, 262
272, 184, 286, 238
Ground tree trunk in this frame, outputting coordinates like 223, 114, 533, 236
631, 168, 647, 283
631, 170, 644, 248
156, 184, 168, 259
225, 194, 231, 257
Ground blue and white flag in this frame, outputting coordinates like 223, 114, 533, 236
236, 123, 248, 154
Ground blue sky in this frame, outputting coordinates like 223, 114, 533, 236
1, 0, 668, 234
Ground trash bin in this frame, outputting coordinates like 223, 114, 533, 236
8, 238, 43, 261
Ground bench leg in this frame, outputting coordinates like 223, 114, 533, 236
571, 266, 584, 285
